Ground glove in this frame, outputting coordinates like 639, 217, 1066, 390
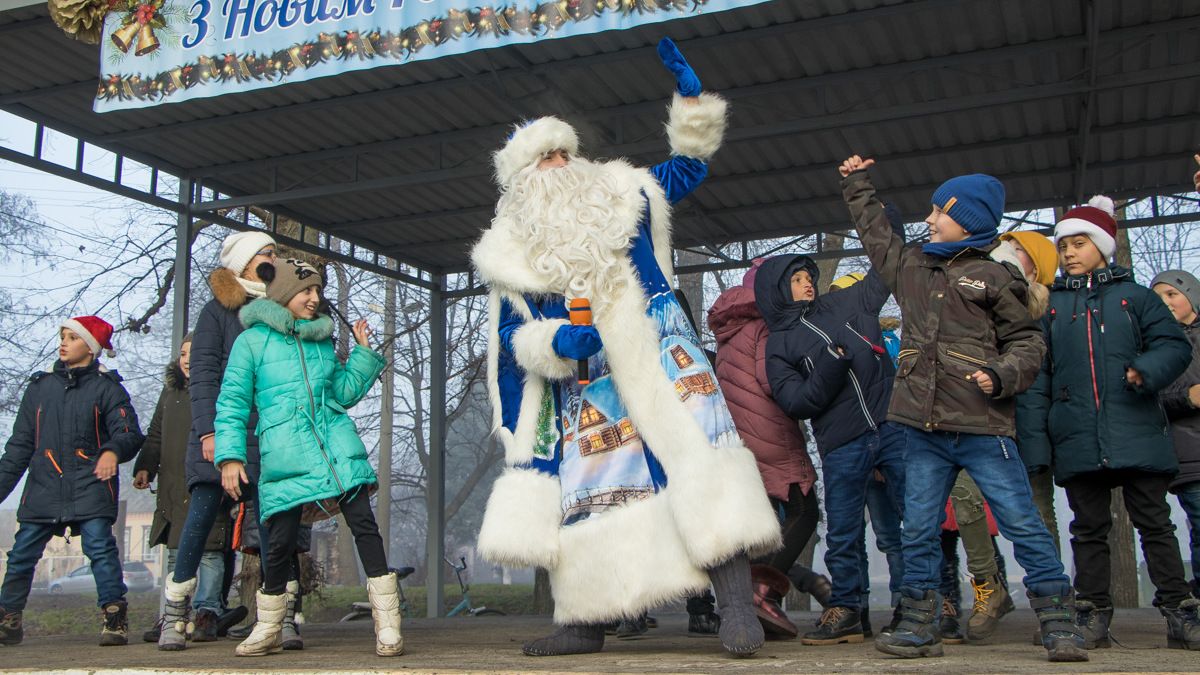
657, 37, 702, 97
552, 324, 603, 361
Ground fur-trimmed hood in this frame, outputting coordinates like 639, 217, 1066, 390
990, 240, 1049, 319
164, 360, 188, 391
239, 297, 334, 341
210, 267, 251, 311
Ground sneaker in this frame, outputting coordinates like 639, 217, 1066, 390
939, 599, 963, 644
801, 606, 863, 645
192, 609, 219, 642
99, 601, 129, 647
0, 607, 22, 646
967, 574, 1013, 641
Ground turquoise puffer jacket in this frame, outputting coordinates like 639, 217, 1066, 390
214, 298, 386, 521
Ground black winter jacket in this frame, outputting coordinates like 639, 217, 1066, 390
1017, 267, 1191, 484
757, 255, 895, 455
1161, 319, 1200, 491
0, 361, 144, 528
187, 268, 260, 490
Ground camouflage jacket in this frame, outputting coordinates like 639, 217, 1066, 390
841, 170, 1045, 437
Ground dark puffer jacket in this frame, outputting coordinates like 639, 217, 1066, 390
133, 361, 229, 551
0, 361, 144, 528
708, 275, 815, 501
1162, 319, 1200, 491
756, 255, 894, 455
1018, 267, 1191, 485
187, 268, 260, 490
842, 169, 1046, 437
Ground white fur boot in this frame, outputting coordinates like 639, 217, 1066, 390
367, 573, 404, 656
235, 590, 285, 657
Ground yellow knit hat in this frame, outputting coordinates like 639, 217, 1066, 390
1000, 231, 1058, 286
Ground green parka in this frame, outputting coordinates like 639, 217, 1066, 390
213, 298, 386, 521
1017, 266, 1191, 485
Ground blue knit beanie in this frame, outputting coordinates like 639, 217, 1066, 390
931, 174, 1006, 235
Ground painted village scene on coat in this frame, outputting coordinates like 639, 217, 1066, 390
1, 0, 1200, 673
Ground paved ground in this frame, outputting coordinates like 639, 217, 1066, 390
1, 610, 1196, 673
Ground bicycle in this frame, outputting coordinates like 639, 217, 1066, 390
445, 556, 505, 617
339, 566, 415, 622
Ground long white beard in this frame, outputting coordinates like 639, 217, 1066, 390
495, 158, 635, 303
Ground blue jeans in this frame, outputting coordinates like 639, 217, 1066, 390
173, 483, 266, 586
1178, 483, 1200, 585
164, 548, 225, 613
1, 519, 126, 611
861, 475, 905, 603
822, 421, 907, 609
900, 427, 1068, 596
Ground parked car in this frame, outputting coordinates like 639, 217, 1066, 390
46, 561, 155, 594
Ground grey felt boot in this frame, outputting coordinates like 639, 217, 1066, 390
522, 624, 605, 656
709, 554, 765, 657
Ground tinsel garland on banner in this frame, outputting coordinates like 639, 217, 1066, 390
95, 0, 710, 103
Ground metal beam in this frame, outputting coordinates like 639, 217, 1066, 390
183, 13, 1200, 179
171, 179, 192, 352
1072, 0, 1101, 203
426, 275, 447, 618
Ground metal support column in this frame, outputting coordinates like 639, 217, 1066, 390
172, 178, 193, 351
426, 274, 447, 617
377, 274, 396, 550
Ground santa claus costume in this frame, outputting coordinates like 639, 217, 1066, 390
472, 39, 780, 657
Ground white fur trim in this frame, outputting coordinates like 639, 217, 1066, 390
550, 493, 712, 624
511, 317, 576, 381
477, 468, 562, 569
493, 117, 579, 187
665, 92, 728, 161
1054, 218, 1116, 259
989, 240, 1027, 279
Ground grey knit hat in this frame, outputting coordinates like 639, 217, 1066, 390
1151, 270, 1200, 316
259, 258, 324, 305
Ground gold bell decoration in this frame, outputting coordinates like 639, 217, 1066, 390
110, 21, 139, 51
135, 22, 160, 55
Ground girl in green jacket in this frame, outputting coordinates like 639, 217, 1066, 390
213, 258, 401, 658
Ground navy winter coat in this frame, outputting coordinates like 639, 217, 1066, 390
0, 361, 144, 527
757, 255, 895, 455
1017, 267, 1191, 484
187, 267, 260, 490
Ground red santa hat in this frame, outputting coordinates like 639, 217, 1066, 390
61, 315, 116, 358
1053, 195, 1118, 260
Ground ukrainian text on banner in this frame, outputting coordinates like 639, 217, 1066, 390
94, 0, 768, 112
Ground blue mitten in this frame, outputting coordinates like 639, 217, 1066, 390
553, 324, 603, 361
657, 37, 702, 97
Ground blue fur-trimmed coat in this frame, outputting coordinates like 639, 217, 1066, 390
471, 94, 779, 624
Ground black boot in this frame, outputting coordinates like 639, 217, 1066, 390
216, 606, 248, 638
709, 555, 765, 656
939, 598, 964, 644
0, 606, 22, 646
227, 622, 254, 639
1029, 588, 1088, 662
687, 591, 720, 636
789, 566, 833, 609
874, 588, 943, 658
615, 614, 648, 639
801, 607, 863, 645
522, 624, 605, 656
879, 595, 903, 636
1073, 600, 1112, 649
859, 596, 873, 639
192, 609, 219, 642
99, 601, 129, 647
142, 616, 164, 643
1162, 598, 1200, 650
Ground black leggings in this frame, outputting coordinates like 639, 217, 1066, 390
756, 483, 819, 573
264, 487, 387, 594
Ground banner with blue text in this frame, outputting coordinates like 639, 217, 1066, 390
94, 0, 768, 112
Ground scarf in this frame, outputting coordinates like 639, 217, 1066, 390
237, 277, 267, 299
921, 231, 997, 259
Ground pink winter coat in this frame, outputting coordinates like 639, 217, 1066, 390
708, 278, 816, 501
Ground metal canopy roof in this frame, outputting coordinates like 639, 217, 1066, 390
2, 0, 1198, 274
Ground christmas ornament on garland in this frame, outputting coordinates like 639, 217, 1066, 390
48, 0, 116, 45
110, 0, 167, 56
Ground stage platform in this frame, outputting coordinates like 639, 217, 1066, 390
1, 610, 1195, 673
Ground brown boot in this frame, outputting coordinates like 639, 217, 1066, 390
750, 564, 798, 638
967, 574, 1014, 641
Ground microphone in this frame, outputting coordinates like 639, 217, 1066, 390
568, 298, 592, 385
